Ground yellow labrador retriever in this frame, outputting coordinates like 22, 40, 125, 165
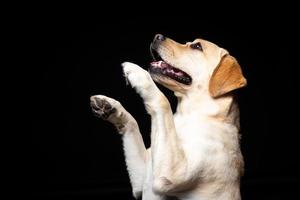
90, 34, 247, 200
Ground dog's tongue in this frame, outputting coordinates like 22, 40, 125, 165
150, 61, 169, 69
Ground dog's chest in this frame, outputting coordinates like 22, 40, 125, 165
173, 114, 226, 154
174, 114, 206, 146
174, 114, 208, 138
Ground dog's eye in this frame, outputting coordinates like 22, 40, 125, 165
190, 42, 203, 51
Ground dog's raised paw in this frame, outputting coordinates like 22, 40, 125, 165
122, 62, 157, 99
122, 62, 146, 75
122, 62, 153, 87
90, 95, 117, 120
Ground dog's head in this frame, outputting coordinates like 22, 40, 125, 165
149, 34, 247, 98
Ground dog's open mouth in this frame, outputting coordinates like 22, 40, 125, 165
149, 49, 192, 85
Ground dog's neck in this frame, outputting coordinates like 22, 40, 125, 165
175, 90, 240, 129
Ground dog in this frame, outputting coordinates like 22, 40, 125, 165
90, 34, 247, 200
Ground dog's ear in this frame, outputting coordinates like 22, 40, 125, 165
209, 55, 247, 98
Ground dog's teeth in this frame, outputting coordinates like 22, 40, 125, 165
151, 62, 160, 67
160, 61, 169, 68
158, 61, 163, 67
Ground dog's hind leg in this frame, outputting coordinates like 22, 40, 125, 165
90, 95, 146, 199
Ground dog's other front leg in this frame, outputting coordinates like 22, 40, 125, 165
90, 95, 146, 199
123, 62, 188, 195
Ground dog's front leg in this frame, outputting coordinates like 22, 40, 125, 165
123, 62, 188, 195
90, 95, 146, 199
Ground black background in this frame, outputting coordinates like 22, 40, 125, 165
29, 13, 299, 199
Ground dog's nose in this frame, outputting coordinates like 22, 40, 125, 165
154, 34, 166, 42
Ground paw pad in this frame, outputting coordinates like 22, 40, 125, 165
90, 97, 116, 119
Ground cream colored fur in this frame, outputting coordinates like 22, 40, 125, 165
90, 35, 246, 200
